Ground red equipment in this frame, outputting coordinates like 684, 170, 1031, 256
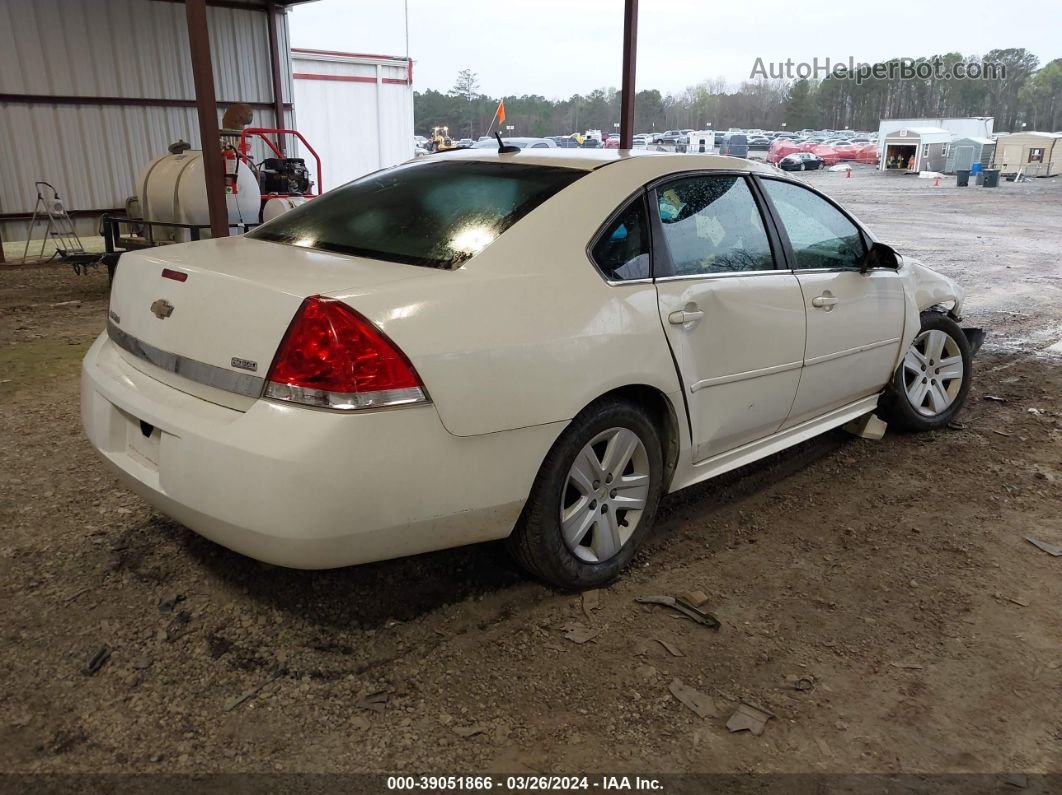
235, 127, 324, 200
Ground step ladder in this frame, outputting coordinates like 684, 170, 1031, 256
21, 182, 98, 271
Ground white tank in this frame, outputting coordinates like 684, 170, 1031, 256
135, 150, 260, 243
261, 196, 308, 224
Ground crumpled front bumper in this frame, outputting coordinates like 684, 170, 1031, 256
962, 327, 986, 356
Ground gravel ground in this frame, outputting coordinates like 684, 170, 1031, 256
1, 170, 1060, 779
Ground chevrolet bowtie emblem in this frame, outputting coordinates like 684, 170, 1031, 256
150, 299, 174, 319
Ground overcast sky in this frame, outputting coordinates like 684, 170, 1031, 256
289, 0, 1060, 98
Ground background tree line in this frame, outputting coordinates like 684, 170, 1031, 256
415, 50, 1062, 138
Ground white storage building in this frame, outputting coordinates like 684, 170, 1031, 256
291, 49, 415, 191
880, 127, 952, 173
877, 116, 994, 144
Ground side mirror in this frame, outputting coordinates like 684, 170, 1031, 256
861, 241, 900, 273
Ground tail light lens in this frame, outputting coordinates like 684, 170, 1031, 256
264, 296, 428, 410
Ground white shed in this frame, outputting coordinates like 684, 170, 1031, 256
291, 49, 414, 191
880, 127, 952, 172
877, 117, 993, 145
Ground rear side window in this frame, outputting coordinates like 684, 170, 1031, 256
249, 161, 584, 269
592, 197, 651, 281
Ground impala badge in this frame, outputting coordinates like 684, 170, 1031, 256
150, 299, 174, 319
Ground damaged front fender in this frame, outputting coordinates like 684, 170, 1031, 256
895, 257, 971, 355
900, 257, 966, 319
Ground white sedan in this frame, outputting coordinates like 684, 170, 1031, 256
82, 149, 980, 589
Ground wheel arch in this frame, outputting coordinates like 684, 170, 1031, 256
578, 384, 683, 492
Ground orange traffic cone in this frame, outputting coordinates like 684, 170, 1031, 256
933, 176, 941, 187
846, 167, 852, 178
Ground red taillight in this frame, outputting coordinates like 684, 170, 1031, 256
264, 296, 428, 410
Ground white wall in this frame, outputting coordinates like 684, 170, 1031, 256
292, 49, 414, 192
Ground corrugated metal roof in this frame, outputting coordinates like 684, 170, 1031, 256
0, 0, 295, 227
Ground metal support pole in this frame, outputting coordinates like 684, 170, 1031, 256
266, 1, 287, 154
185, 0, 229, 239
619, 0, 638, 149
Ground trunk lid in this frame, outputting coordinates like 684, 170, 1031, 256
107, 237, 427, 410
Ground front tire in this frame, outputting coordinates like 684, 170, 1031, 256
507, 399, 665, 590
878, 311, 972, 431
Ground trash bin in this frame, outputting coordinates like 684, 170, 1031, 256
975, 172, 984, 186
956, 169, 970, 187
983, 169, 1001, 188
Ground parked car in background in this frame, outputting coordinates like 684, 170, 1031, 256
856, 144, 880, 165
832, 143, 860, 161
654, 130, 686, 145
718, 133, 749, 157
84, 149, 978, 589
809, 144, 842, 165
748, 136, 771, 151
603, 137, 620, 149
779, 152, 825, 170
551, 136, 581, 148
471, 137, 557, 149
767, 138, 802, 164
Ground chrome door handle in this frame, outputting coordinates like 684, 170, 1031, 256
668, 309, 704, 325
811, 294, 838, 310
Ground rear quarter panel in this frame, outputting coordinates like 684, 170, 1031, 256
326, 159, 694, 437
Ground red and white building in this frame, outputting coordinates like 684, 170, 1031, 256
292, 48, 414, 192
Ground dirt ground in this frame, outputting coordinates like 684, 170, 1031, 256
1, 170, 1061, 780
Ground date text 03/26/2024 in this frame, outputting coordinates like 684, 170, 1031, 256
386, 776, 663, 791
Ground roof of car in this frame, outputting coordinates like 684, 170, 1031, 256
420, 148, 777, 174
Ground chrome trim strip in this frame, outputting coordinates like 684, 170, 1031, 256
107, 320, 265, 398
690, 360, 803, 392
804, 337, 901, 367
263, 382, 427, 410
655, 269, 784, 283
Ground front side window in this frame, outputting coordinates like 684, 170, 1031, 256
654, 175, 775, 276
1029, 147, 1044, 163
761, 179, 866, 270
249, 161, 584, 269
591, 197, 651, 281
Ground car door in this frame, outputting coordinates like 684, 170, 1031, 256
757, 177, 906, 426
652, 173, 807, 462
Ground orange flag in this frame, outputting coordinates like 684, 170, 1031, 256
496, 100, 506, 125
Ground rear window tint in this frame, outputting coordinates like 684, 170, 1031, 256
249, 161, 584, 269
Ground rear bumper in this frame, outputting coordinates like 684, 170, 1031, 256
81, 334, 560, 569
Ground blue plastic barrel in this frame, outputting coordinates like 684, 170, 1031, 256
970, 163, 983, 175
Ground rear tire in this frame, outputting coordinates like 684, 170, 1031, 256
507, 399, 665, 590
878, 311, 972, 431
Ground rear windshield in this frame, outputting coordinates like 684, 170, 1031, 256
249, 160, 584, 269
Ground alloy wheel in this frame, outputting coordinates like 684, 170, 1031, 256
560, 427, 651, 563
903, 329, 965, 417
